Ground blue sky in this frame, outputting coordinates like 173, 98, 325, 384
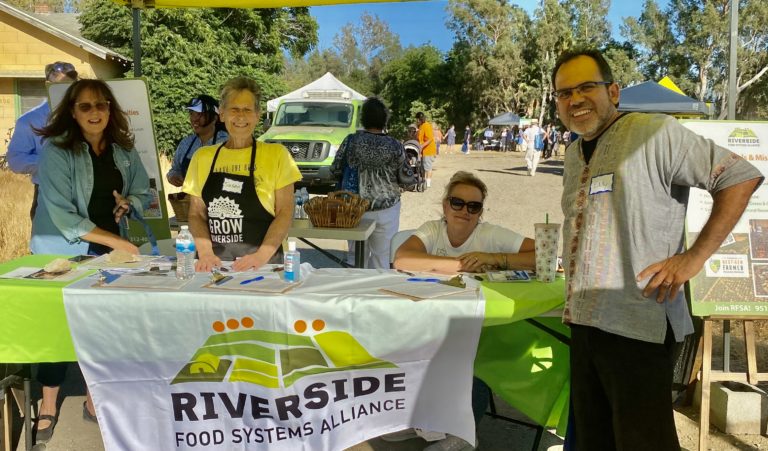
310, 0, 669, 52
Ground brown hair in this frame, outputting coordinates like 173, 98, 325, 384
35, 79, 134, 151
442, 171, 488, 202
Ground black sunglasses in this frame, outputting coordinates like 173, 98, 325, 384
448, 196, 483, 214
75, 101, 110, 113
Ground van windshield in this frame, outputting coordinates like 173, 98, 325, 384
274, 102, 354, 127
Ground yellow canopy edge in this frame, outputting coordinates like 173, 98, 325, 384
658, 76, 685, 95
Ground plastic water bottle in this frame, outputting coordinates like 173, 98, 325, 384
294, 191, 303, 219
284, 240, 300, 282
176, 225, 196, 280
300, 188, 310, 219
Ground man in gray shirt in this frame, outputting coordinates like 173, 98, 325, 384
553, 48, 763, 450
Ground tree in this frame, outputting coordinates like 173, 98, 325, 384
78, 1, 318, 155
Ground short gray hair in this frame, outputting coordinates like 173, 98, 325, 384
220, 77, 261, 110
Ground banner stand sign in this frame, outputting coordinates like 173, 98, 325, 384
684, 120, 768, 316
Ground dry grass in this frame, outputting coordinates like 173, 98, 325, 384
0, 170, 33, 262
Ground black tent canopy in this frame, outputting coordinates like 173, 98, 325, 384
618, 81, 710, 116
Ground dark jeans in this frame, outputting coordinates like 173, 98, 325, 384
570, 324, 680, 451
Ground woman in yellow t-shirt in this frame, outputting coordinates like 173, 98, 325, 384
182, 77, 301, 272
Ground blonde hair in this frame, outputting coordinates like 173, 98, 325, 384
442, 171, 488, 202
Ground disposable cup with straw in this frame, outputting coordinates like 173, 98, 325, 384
534, 214, 560, 283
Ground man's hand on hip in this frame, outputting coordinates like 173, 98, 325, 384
637, 252, 705, 303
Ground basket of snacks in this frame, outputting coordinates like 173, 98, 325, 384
168, 192, 191, 222
303, 191, 370, 228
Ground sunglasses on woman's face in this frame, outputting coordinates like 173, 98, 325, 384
75, 101, 110, 113
448, 196, 483, 214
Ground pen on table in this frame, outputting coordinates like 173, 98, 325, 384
397, 269, 415, 276
240, 275, 265, 285
406, 277, 441, 283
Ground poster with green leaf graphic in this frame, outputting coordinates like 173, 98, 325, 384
684, 121, 768, 316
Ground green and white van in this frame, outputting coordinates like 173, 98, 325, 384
259, 95, 362, 193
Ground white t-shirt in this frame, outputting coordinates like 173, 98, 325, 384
413, 220, 525, 257
524, 125, 541, 149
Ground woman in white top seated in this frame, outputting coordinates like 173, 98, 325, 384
392, 170, 535, 451
394, 170, 534, 274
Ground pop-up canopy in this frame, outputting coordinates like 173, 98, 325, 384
488, 112, 521, 126
619, 81, 711, 116
266, 72, 366, 112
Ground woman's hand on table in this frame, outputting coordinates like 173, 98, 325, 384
196, 253, 222, 272
232, 252, 270, 272
112, 190, 131, 223
458, 251, 496, 273
111, 239, 140, 255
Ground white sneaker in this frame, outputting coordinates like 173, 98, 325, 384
380, 428, 419, 442
423, 435, 476, 451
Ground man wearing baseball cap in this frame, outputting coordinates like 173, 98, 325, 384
166, 94, 228, 187
7, 61, 78, 219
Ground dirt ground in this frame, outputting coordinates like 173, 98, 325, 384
4, 148, 768, 450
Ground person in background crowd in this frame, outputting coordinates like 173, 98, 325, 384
183, 77, 301, 272
416, 112, 437, 188
433, 123, 443, 155
166, 95, 228, 187
31, 79, 152, 444
445, 125, 456, 154
500, 128, 508, 152
331, 97, 407, 268
391, 170, 535, 451
461, 125, 471, 154
554, 47, 763, 450
523, 119, 542, 176
8, 61, 78, 220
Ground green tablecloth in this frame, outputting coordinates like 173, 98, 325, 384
477, 280, 569, 434
0, 256, 569, 431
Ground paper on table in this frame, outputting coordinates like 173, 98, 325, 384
81, 254, 159, 270
204, 274, 300, 294
380, 281, 472, 301
0, 267, 91, 282
94, 274, 194, 290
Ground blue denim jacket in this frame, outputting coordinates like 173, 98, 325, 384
7, 100, 49, 184
30, 140, 151, 255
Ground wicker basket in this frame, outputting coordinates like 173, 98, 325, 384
168, 192, 190, 222
304, 191, 369, 228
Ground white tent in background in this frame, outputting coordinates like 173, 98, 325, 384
266, 72, 366, 112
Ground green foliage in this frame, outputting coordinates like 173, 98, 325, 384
78, 1, 317, 156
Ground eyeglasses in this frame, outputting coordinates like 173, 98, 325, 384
75, 101, 110, 113
448, 196, 483, 214
552, 81, 613, 101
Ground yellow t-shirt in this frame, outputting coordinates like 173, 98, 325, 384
418, 122, 437, 157
182, 142, 302, 216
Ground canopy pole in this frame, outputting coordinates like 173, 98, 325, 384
727, 0, 738, 120
132, 7, 142, 77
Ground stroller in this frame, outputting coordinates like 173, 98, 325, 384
402, 140, 426, 192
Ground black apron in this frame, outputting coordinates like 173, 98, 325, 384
201, 141, 281, 262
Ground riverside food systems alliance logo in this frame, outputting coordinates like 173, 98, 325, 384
728, 128, 760, 148
169, 317, 407, 447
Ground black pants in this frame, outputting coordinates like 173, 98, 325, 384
569, 324, 680, 451
36, 362, 68, 387
30, 184, 39, 221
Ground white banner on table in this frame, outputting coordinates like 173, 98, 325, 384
63, 269, 484, 451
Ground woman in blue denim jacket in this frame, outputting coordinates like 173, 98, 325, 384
29, 79, 151, 443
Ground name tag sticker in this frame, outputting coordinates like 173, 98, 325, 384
589, 173, 614, 195
222, 178, 243, 194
